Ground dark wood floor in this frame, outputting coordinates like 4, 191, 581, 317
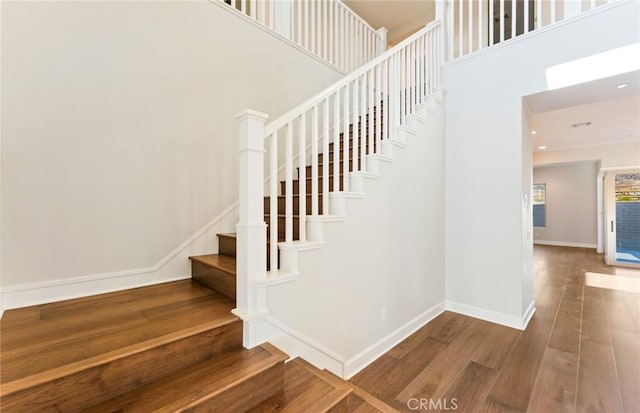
351, 245, 640, 413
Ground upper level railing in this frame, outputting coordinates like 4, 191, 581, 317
443, 0, 621, 60
219, 0, 387, 72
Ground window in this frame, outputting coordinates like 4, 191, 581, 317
533, 184, 546, 227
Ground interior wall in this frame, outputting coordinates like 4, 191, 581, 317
443, 0, 639, 324
1, 1, 344, 308
533, 162, 598, 247
262, 104, 446, 378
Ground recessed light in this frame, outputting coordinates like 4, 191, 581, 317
538, 145, 547, 150
617, 83, 628, 89
531, 131, 537, 135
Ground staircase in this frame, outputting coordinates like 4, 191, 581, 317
0, 280, 394, 412
189, 109, 382, 291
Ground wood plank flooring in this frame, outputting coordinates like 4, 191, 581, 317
352, 246, 640, 413
0, 280, 238, 385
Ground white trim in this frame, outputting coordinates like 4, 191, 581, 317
258, 301, 446, 380
533, 240, 597, 249
343, 301, 446, 379
208, 0, 346, 76
257, 316, 347, 378
522, 300, 536, 329
446, 300, 533, 330
1, 202, 239, 310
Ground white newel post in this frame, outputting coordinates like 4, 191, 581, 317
376, 27, 388, 55
435, 0, 450, 62
233, 109, 269, 348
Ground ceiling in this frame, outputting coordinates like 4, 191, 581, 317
525, 70, 640, 152
343, 0, 435, 42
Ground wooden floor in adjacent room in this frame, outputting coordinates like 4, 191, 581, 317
351, 245, 640, 413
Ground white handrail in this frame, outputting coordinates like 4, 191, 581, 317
257, 19, 442, 275
216, 0, 385, 73
265, 19, 441, 136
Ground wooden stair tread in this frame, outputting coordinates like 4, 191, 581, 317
295, 360, 399, 413
190, 253, 236, 275
248, 358, 351, 413
84, 343, 288, 412
0, 281, 237, 386
217, 233, 236, 239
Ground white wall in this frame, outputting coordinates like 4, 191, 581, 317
443, 1, 639, 326
1, 1, 344, 309
533, 162, 598, 247
260, 105, 446, 379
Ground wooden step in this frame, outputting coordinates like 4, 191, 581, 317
297, 159, 356, 179
248, 358, 352, 412
217, 233, 236, 258
190, 254, 236, 300
0, 281, 242, 413
265, 214, 301, 241
264, 194, 325, 215
281, 175, 345, 196
84, 342, 288, 412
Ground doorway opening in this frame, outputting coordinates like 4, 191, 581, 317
614, 172, 640, 264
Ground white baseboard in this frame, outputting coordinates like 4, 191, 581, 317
257, 302, 446, 380
522, 300, 536, 329
256, 316, 347, 378
446, 300, 534, 330
534, 240, 597, 249
343, 301, 446, 379
1, 203, 238, 312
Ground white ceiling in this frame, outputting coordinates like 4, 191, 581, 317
526, 71, 640, 152
343, 0, 435, 42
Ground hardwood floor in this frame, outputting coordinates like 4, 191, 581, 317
351, 246, 640, 413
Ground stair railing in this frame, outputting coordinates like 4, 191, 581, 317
235, 20, 442, 337
443, 0, 622, 61
218, 0, 387, 72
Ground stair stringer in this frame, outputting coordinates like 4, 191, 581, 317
249, 93, 447, 379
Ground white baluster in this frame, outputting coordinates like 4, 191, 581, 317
360, 72, 367, 170
322, 0, 328, 60
500, 0, 505, 42
352, 78, 359, 172
458, 0, 463, 57
524, 0, 529, 33
312, 106, 319, 215
512, 0, 517, 39
376, 63, 381, 151
322, 98, 330, 214
343, 85, 350, 191
489, 0, 494, 46
536, 0, 542, 29
328, 0, 333, 65
311, 0, 316, 54
550, 0, 556, 24
240, 0, 246, 14
298, 113, 306, 242
285, 122, 293, 243
468, 0, 473, 53
304, 0, 309, 48
478, 0, 483, 50
270, 131, 278, 272
333, 92, 340, 192
297, 0, 302, 45
249, 0, 256, 19
368, 68, 374, 150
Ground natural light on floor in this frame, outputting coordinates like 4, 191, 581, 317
585, 272, 640, 293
